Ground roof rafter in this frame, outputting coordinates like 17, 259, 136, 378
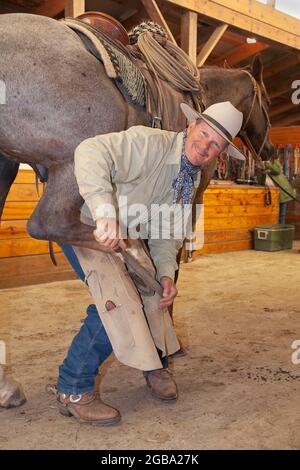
212, 40, 269, 66
164, 0, 300, 50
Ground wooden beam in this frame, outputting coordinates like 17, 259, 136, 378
35, 0, 64, 17
0, 0, 65, 16
165, 0, 300, 50
264, 54, 300, 79
270, 126, 300, 145
181, 11, 198, 64
272, 111, 300, 127
269, 82, 294, 101
197, 23, 228, 67
269, 100, 298, 118
140, 0, 177, 45
213, 41, 269, 66
221, 30, 247, 45
64, 0, 85, 18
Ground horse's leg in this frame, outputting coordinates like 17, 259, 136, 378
0, 153, 19, 219
0, 365, 26, 408
27, 163, 99, 248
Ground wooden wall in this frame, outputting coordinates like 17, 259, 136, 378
0, 170, 76, 288
194, 184, 279, 257
0, 170, 279, 288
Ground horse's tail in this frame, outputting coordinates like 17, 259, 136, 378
0, 152, 19, 220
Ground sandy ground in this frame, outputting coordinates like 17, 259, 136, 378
1, 243, 300, 450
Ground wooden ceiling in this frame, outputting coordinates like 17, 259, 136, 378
1, 0, 299, 127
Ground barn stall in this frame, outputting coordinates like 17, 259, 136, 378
0, 0, 300, 452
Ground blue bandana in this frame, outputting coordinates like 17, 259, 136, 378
172, 129, 201, 205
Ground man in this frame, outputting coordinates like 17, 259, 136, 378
56, 101, 245, 426
264, 154, 296, 224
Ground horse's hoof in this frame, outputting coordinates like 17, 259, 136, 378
0, 386, 26, 409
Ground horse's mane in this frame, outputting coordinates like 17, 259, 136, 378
199, 64, 270, 105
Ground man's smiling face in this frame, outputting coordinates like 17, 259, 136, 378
185, 119, 228, 167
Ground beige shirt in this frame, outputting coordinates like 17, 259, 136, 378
74, 125, 201, 280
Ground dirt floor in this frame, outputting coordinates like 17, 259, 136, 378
1, 243, 300, 450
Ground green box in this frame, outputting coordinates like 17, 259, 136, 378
253, 224, 295, 251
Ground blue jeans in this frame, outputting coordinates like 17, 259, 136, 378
279, 202, 287, 224
58, 245, 166, 394
57, 245, 113, 394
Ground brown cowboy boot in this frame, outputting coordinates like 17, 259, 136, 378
145, 369, 178, 401
56, 391, 121, 426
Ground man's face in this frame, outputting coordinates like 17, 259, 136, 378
185, 119, 228, 166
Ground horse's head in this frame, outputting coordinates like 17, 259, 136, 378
238, 56, 274, 161
199, 57, 273, 161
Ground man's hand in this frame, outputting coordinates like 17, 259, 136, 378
160, 276, 178, 308
94, 218, 126, 251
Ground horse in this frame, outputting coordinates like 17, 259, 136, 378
0, 13, 273, 407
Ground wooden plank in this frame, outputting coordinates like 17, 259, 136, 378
204, 228, 252, 243
270, 126, 300, 144
201, 214, 278, 230
0, 239, 61, 258
205, 185, 278, 194
195, 239, 252, 256
204, 187, 279, 206
2, 201, 37, 220
181, 11, 198, 65
264, 54, 300, 79
195, 0, 300, 35
204, 204, 278, 217
140, 0, 177, 45
37, 0, 65, 17
213, 41, 269, 66
208, 0, 300, 33
0, 252, 73, 279
14, 170, 39, 184
0, 270, 77, 289
197, 23, 228, 67
6, 184, 41, 202
0, 220, 29, 240
269, 82, 294, 101
165, 0, 300, 49
270, 101, 298, 118
272, 112, 300, 127
64, 0, 85, 18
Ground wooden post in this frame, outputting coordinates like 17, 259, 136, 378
65, 0, 85, 18
180, 11, 198, 65
197, 24, 228, 67
140, 0, 177, 45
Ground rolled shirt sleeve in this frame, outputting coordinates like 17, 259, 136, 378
147, 238, 183, 281
74, 134, 117, 221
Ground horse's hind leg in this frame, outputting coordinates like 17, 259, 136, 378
0, 153, 19, 219
27, 163, 99, 249
0, 365, 26, 408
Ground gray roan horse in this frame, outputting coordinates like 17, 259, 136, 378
0, 13, 274, 407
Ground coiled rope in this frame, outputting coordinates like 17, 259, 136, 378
136, 31, 201, 93
129, 27, 202, 127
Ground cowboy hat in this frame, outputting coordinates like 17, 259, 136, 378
180, 101, 245, 161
